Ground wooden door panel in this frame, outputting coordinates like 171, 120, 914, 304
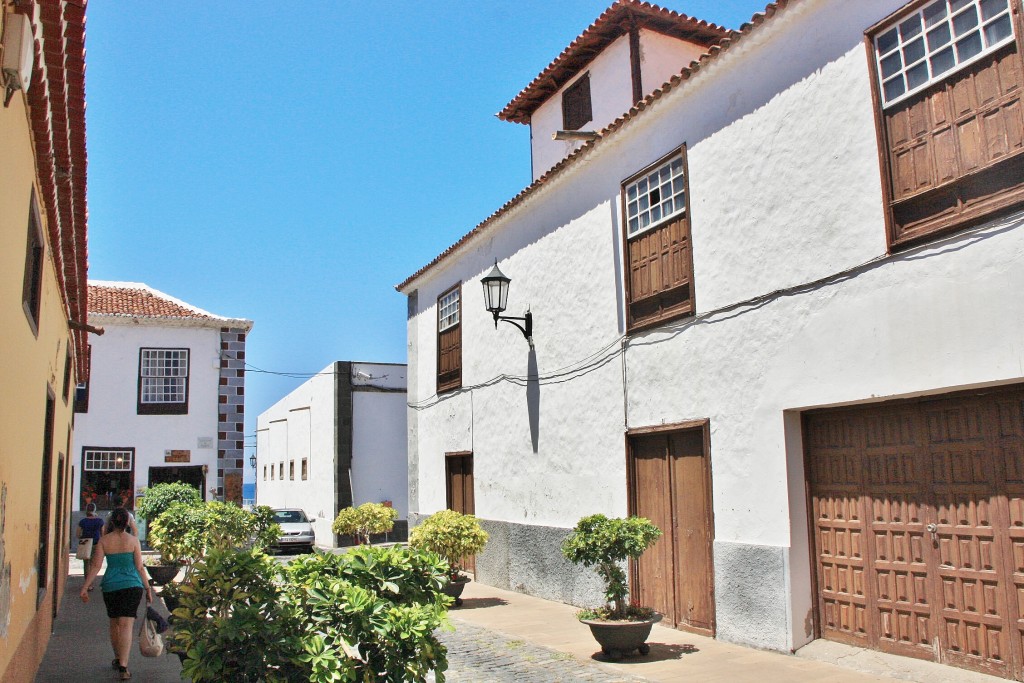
669, 431, 714, 634
808, 387, 1024, 679
446, 454, 475, 573
632, 437, 675, 624
807, 413, 872, 645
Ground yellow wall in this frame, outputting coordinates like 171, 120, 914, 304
0, 85, 77, 680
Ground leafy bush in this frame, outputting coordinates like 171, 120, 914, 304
173, 544, 450, 682
331, 502, 398, 545
135, 482, 202, 522
409, 509, 489, 579
148, 501, 280, 571
561, 514, 661, 620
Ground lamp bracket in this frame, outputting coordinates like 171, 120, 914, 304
493, 310, 533, 348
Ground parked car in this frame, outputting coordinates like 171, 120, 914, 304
271, 508, 315, 554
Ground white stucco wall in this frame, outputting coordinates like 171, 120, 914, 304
256, 363, 337, 545
351, 362, 409, 518
256, 361, 408, 546
72, 320, 222, 511
637, 29, 706, 100
405, 0, 1022, 652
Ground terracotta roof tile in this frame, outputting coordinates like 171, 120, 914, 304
88, 282, 251, 328
397, 1, 790, 293
498, 0, 728, 124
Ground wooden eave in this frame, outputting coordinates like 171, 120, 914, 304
19, 0, 90, 379
397, 1, 792, 294
497, 0, 730, 125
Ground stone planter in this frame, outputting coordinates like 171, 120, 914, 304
441, 574, 470, 607
147, 563, 180, 586
580, 614, 661, 660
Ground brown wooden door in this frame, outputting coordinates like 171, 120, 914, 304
446, 452, 475, 574
807, 387, 1024, 680
629, 426, 714, 635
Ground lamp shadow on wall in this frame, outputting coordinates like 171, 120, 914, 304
527, 347, 539, 453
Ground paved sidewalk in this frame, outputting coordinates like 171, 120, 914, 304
35, 558, 182, 682
445, 580, 1004, 683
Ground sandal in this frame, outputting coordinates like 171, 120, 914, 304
118, 665, 131, 680
111, 658, 119, 670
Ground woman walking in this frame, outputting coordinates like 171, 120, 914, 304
80, 507, 153, 680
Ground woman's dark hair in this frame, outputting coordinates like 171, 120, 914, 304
109, 507, 130, 531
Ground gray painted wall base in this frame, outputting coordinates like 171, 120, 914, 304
713, 540, 790, 651
409, 514, 605, 607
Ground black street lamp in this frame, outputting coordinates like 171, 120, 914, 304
249, 454, 256, 471
481, 261, 533, 348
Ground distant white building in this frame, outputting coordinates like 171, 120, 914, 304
255, 362, 408, 547
73, 282, 253, 518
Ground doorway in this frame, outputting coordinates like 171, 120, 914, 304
628, 423, 715, 635
445, 451, 475, 573
148, 466, 206, 500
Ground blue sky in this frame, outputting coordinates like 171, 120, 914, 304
83, 1, 770, 473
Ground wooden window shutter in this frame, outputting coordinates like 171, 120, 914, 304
562, 73, 593, 131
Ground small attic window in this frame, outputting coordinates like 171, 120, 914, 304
562, 73, 592, 131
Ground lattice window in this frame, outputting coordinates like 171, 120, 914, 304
438, 289, 460, 331
625, 154, 687, 237
84, 449, 132, 471
139, 348, 189, 413
874, 0, 1015, 107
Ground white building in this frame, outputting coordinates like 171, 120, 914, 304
255, 362, 408, 547
397, 0, 1024, 679
73, 282, 252, 517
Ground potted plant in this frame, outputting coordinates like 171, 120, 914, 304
331, 502, 398, 546
561, 513, 663, 659
143, 555, 181, 585
409, 509, 488, 606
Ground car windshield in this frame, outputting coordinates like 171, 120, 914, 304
272, 510, 308, 523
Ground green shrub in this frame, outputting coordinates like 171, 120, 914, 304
135, 482, 202, 522
331, 502, 398, 545
148, 501, 280, 571
173, 544, 450, 682
561, 514, 661, 620
409, 509, 489, 579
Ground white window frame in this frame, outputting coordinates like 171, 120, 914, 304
874, 0, 1016, 108
139, 348, 189, 405
438, 289, 460, 331
624, 153, 687, 238
84, 449, 133, 471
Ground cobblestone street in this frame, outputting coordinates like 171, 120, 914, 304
436, 621, 649, 683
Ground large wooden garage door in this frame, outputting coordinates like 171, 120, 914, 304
806, 386, 1024, 680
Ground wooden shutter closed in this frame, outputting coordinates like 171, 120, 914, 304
626, 216, 693, 329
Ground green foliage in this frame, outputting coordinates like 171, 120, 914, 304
135, 482, 202, 522
172, 546, 305, 682
172, 544, 450, 683
409, 509, 489, 578
562, 514, 662, 619
148, 501, 281, 569
331, 502, 398, 545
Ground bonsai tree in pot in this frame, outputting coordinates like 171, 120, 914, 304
562, 513, 662, 659
331, 502, 398, 546
409, 509, 488, 606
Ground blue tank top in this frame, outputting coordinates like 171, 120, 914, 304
100, 552, 144, 592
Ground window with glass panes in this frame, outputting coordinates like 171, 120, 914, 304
622, 148, 696, 331
81, 448, 134, 511
868, 0, 1024, 246
874, 0, 1015, 107
437, 285, 462, 392
138, 348, 189, 414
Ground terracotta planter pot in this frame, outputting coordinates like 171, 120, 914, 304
147, 564, 180, 586
441, 574, 470, 607
580, 614, 661, 659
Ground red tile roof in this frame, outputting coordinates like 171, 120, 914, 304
498, 0, 728, 124
24, 1, 90, 375
88, 282, 251, 329
397, 1, 789, 293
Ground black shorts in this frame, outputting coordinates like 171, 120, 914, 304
102, 587, 143, 619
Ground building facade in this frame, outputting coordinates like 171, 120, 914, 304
73, 282, 253, 523
0, 3, 89, 680
256, 362, 408, 547
398, 0, 1024, 679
